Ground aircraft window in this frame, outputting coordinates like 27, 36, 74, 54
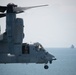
22, 45, 29, 54
35, 45, 43, 51
34, 42, 45, 51
38, 45, 42, 49
39, 45, 41, 48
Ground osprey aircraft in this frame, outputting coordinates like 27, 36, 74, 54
0, 3, 56, 69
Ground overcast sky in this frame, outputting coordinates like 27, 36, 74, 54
0, 0, 76, 47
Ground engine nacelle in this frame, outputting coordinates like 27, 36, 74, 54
13, 18, 24, 55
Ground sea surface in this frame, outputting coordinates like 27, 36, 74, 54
0, 48, 76, 75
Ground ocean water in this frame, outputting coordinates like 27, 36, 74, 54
0, 48, 76, 75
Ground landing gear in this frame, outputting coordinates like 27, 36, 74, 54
44, 65, 49, 69
50, 60, 52, 64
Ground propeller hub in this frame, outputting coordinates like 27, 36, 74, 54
7, 3, 17, 13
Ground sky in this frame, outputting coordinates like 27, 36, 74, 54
0, 0, 76, 48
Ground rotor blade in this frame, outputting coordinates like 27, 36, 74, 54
0, 6, 7, 12
0, 13, 6, 18
13, 4, 48, 12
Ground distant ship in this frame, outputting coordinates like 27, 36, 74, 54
71, 45, 75, 48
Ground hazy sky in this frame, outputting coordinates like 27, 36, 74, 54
0, 0, 76, 47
